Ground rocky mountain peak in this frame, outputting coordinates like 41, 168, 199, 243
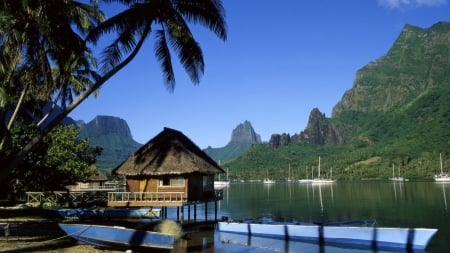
84, 115, 133, 139
293, 108, 344, 145
228, 120, 262, 145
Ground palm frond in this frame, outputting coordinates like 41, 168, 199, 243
164, 17, 204, 84
175, 0, 227, 40
155, 29, 176, 91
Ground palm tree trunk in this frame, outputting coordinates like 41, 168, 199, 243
0, 82, 29, 152
0, 24, 151, 182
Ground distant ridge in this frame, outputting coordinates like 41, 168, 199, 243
204, 120, 261, 162
78, 115, 142, 170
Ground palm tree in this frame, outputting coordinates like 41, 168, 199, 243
0, 0, 227, 182
89, 0, 227, 89
0, 0, 105, 175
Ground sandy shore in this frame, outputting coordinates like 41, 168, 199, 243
0, 215, 216, 253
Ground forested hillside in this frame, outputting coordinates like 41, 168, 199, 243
223, 22, 450, 181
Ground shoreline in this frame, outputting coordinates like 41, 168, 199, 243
0, 211, 218, 253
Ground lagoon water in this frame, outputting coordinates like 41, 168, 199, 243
167, 181, 449, 253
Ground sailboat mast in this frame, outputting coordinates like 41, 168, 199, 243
440, 153, 443, 174
318, 156, 321, 178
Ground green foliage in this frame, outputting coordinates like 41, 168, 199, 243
1, 122, 99, 200
224, 23, 450, 181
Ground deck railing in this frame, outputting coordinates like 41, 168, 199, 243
66, 184, 123, 192
108, 191, 187, 203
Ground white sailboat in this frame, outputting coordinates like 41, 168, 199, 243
287, 164, 294, 182
298, 166, 313, 183
389, 164, 405, 182
214, 167, 230, 188
263, 168, 275, 184
312, 156, 336, 184
435, 153, 450, 182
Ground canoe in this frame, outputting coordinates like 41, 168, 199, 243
58, 223, 174, 250
103, 207, 152, 218
54, 207, 153, 219
220, 231, 402, 253
218, 220, 437, 250
53, 207, 99, 219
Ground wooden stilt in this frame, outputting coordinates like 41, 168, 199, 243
205, 202, 208, 222
181, 205, 184, 223
187, 205, 191, 221
194, 204, 197, 222
177, 206, 180, 221
214, 200, 218, 221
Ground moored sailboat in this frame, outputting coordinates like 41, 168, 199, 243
263, 168, 275, 184
389, 164, 405, 182
435, 153, 450, 182
214, 167, 230, 188
312, 156, 336, 184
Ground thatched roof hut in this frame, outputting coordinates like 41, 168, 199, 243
89, 169, 108, 182
113, 127, 224, 176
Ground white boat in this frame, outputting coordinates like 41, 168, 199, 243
214, 167, 230, 188
218, 220, 437, 251
263, 168, 275, 184
312, 157, 336, 184
59, 223, 174, 250
298, 166, 313, 183
435, 153, 450, 182
389, 164, 405, 182
220, 230, 397, 253
286, 164, 294, 182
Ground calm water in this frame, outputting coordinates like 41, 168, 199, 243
167, 181, 449, 253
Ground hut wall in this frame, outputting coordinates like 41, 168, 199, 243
126, 178, 140, 192
148, 178, 159, 192
187, 174, 214, 201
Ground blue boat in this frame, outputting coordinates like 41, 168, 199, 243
53, 207, 99, 219
58, 223, 174, 250
218, 220, 437, 251
54, 207, 153, 219
103, 207, 152, 218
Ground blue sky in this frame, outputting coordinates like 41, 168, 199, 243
70, 0, 450, 149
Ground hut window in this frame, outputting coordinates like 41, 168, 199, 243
160, 177, 170, 186
170, 177, 185, 186
159, 176, 185, 186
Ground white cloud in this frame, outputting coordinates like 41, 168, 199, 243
378, 0, 446, 8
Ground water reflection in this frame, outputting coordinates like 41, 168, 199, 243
391, 180, 404, 201
436, 182, 449, 212
166, 182, 450, 252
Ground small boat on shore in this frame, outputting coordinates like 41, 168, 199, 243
54, 207, 154, 219
58, 223, 174, 250
218, 219, 437, 251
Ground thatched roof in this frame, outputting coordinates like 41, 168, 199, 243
113, 127, 224, 176
89, 169, 108, 182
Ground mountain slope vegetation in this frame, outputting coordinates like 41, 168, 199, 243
224, 22, 450, 181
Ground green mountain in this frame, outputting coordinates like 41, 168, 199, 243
78, 115, 142, 171
204, 120, 261, 162
224, 22, 450, 181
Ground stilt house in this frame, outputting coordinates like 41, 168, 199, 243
108, 127, 224, 207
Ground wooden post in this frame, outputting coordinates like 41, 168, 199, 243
187, 205, 191, 221
205, 202, 208, 222
181, 205, 184, 223
194, 204, 197, 222
214, 200, 218, 221
177, 206, 180, 221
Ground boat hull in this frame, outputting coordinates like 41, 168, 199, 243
218, 221, 437, 250
58, 223, 174, 250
